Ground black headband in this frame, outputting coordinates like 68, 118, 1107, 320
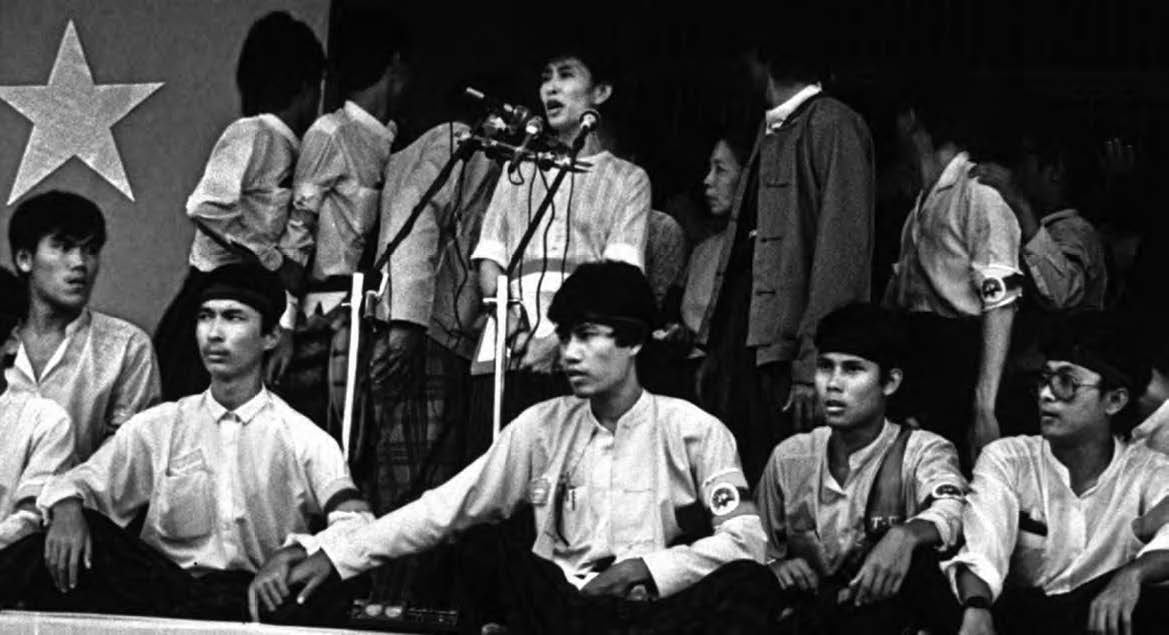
199, 284, 278, 325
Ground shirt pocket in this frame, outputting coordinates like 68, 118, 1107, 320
155, 458, 214, 541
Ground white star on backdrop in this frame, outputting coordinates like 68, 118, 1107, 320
0, 21, 163, 204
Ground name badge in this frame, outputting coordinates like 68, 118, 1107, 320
528, 477, 551, 506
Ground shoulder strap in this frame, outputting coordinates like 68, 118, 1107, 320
864, 423, 913, 537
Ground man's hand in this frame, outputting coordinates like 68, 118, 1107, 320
266, 327, 295, 386
44, 499, 91, 593
519, 333, 560, 374
848, 525, 916, 605
248, 545, 308, 622
970, 407, 1001, 465
369, 323, 424, 399
1088, 567, 1142, 635
580, 558, 652, 599
785, 384, 821, 432
959, 607, 997, 635
652, 322, 694, 347
285, 550, 338, 606
769, 557, 819, 592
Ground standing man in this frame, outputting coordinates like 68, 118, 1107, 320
698, 30, 876, 481
6, 191, 159, 461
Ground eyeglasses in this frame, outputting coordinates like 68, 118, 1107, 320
1036, 369, 1103, 401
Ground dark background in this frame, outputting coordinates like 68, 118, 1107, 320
329, 1, 1169, 233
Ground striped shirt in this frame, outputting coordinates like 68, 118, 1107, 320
6, 309, 160, 461
471, 151, 650, 337
283, 101, 397, 284
186, 114, 299, 273
39, 388, 356, 574
889, 152, 1023, 317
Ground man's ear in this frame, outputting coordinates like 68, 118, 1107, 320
882, 368, 904, 397
261, 325, 281, 353
14, 249, 32, 275
591, 82, 613, 107
1104, 386, 1130, 416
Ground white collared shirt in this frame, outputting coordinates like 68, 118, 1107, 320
283, 101, 397, 296
313, 391, 766, 598
0, 390, 73, 525
186, 114, 300, 273
38, 388, 356, 574
765, 83, 823, 132
756, 420, 966, 576
6, 309, 160, 461
942, 436, 1169, 600
890, 152, 1023, 317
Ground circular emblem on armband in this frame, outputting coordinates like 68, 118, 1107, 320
708, 482, 741, 517
932, 483, 964, 500
981, 277, 1006, 303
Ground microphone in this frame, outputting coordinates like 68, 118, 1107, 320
463, 87, 529, 127
508, 115, 546, 175
572, 110, 601, 152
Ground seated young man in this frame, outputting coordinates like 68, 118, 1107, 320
755, 303, 968, 633
945, 312, 1169, 635
260, 261, 780, 633
0, 313, 75, 551
6, 191, 160, 461
0, 264, 368, 625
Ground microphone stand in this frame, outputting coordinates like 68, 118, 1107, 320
488, 123, 595, 440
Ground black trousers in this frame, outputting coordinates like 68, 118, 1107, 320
0, 510, 358, 626
995, 569, 1169, 634
452, 523, 784, 635
776, 548, 963, 635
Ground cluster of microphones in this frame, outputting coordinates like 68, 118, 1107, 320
462, 87, 599, 173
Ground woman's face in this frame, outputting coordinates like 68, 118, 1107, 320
703, 140, 743, 217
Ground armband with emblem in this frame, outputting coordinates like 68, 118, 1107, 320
978, 272, 1024, 308
707, 482, 751, 518
924, 482, 966, 505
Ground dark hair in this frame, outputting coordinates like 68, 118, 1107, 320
1041, 311, 1153, 438
537, 27, 620, 91
0, 266, 25, 323
814, 303, 909, 381
236, 12, 325, 116
549, 261, 658, 347
715, 122, 755, 169
8, 190, 106, 267
746, 6, 828, 84
333, 12, 409, 95
199, 263, 286, 334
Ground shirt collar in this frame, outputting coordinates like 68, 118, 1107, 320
256, 113, 300, 150
203, 387, 270, 425
845, 419, 897, 473
932, 151, 972, 193
1039, 208, 1079, 226
1042, 436, 1124, 496
1132, 399, 1169, 440
586, 389, 652, 432
765, 83, 822, 132
343, 100, 397, 144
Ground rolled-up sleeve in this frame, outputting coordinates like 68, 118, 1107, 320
601, 169, 650, 269
470, 170, 519, 268
282, 125, 344, 267
906, 433, 968, 550
966, 184, 1023, 312
941, 441, 1020, 601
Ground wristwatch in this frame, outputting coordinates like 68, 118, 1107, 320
963, 595, 992, 611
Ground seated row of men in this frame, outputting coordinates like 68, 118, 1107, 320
2, 259, 1168, 634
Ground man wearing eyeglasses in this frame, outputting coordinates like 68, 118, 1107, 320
944, 312, 1169, 635
272, 261, 780, 633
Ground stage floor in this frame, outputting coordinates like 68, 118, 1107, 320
0, 611, 403, 634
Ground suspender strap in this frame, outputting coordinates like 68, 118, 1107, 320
864, 423, 914, 538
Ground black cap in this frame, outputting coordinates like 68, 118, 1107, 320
199, 263, 285, 331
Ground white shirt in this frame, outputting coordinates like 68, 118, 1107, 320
284, 101, 397, 293
312, 391, 766, 598
39, 388, 356, 574
6, 309, 160, 461
942, 436, 1169, 600
186, 114, 300, 273
0, 390, 74, 525
756, 421, 966, 576
1132, 399, 1169, 455
890, 152, 1023, 317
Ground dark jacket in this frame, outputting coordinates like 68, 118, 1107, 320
698, 95, 875, 384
